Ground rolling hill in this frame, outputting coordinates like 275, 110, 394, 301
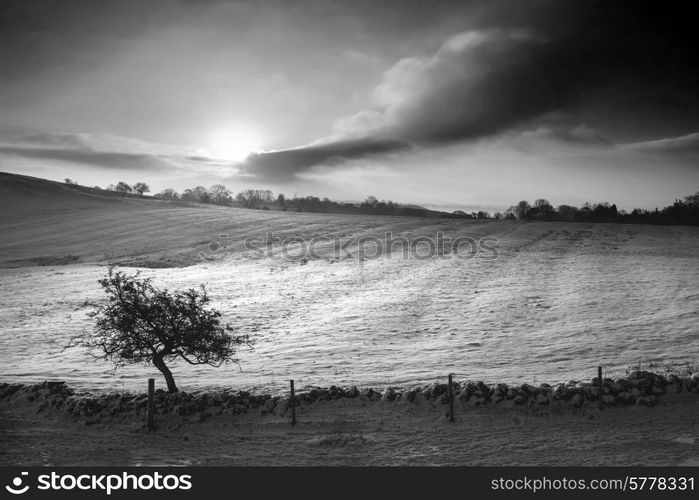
0, 172, 497, 268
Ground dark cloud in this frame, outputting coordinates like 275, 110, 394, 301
624, 133, 699, 158
0, 146, 169, 171
0, 130, 89, 149
239, 138, 411, 182
186, 155, 220, 163
236, 0, 699, 182
348, 0, 699, 144
240, 29, 573, 182
0, 130, 212, 171
3, 1, 698, 184
344, 30, 578, 144
517, 125, 613, 148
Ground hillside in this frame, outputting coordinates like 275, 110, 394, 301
0, 172, 495, 268
0, 172, 169, 214
2, 173, 699, 393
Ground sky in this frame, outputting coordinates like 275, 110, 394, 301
1, 0, 698, 211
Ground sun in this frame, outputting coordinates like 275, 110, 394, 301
207, 127, 262, 161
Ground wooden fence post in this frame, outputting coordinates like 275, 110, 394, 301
147, 378, 155, 430
448, 374, 455, 422
290, 379, 297, 426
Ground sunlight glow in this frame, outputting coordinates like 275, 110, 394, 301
207, 127, 262, 161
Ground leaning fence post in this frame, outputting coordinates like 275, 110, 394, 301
448, 374, 455, 422
147, 378, 155, 430
290, 379, 297, 426
597, 366, 603, 408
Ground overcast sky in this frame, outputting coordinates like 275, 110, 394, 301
1, 0, 698, 211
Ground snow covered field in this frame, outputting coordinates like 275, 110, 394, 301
2, 214, 698, 393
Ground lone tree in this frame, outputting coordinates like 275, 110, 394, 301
115, 182, 132, 195
73, 267, 249, 392
515, 200, 532, 220
208, 184, 232, 205
132, 182, 150, 195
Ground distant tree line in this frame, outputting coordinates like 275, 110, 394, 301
89, 178, 699, 225
103, 181, 150, 196
151, 185, 439, 216
81, 179, 493, 218
504, 192, 699, 225
64, 178, 150, 196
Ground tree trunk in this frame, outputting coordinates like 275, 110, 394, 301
152, 353, 178, 393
